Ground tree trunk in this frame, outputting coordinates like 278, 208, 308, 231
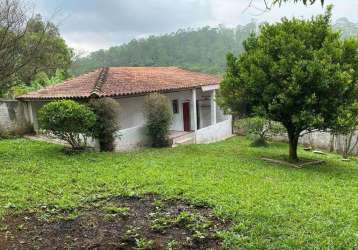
288, 131, 299, 162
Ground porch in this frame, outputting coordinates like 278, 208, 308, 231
114, 86, 232, 151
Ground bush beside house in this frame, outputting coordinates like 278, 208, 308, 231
38, 100, 96, 150
89, 98, 121, 152
144, 93, 173, 147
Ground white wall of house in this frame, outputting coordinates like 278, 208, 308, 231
25, 88, 232, 151
114, 125, 150, 151
114, 89, 216, 132
196, 117, 233, 144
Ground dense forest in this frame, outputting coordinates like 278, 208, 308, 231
70, 18, 358, 76
70, 22, 257, 75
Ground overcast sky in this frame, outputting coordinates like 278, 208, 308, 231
35, 0, 358, 53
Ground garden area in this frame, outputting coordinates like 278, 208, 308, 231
1, 137, 358, 249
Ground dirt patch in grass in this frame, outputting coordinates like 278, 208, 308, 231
262, 157, 325, 169
0, 194, 231, 249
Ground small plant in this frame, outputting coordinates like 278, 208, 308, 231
236, 117, 285, 147
175, 211, 195, 226
165, 240, 178, 250
144, 93, 173, 147
152, 199, 164, 209
134, 238, 155, 250
175, 211, 212, 242
38, 100, 96, 150
103, 205, 130, 217
88, 98, 121, 152
149, 211, 172, 233
123, 226, 141, 242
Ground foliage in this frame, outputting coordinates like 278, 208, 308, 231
15, 14, 72, 85
330, 37, 358, 158
70, 24, 257, 76
38, 100, 96, 149
144, 93, 173, 147
70, 18, 358, 77
88, 98, 121, 152
1, 138, 358, 249
219, 6, 357, 161
338, 106, 358, 158
7, 69, 67, 98
273, 0, 324, 6
236, 117, 285, 147
0, 0, 72, 96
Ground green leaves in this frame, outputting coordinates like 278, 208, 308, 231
219, 6, 358, 160
144, 93, 173, 147
273, 0, 324, 6
38, 100, 96, 149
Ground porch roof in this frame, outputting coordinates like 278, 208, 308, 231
17, 67, 221, 100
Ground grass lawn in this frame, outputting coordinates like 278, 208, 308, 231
1, 137, 358, 249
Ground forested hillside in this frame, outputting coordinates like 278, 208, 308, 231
71, 18, 358, 76
70, 22, 257, 75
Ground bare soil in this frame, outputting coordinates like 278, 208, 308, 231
0, 194, 231, 250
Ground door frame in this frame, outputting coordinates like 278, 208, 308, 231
182, 102, 191, 132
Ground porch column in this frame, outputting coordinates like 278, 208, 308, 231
192, 88, 197, 132
211, 90, 217, 125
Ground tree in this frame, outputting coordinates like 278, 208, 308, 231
254, 0, 324, 11
144, 93, 173, 147
15, 14, 72, 85
273, 0, 324, 6
330, 38, 358, 158
236, 117, 286, 147
70, 23, 257, 76
219, 6, 356, 161
38, 100, 96, 150
89, 98, 121, 152
0, 0, 71, 95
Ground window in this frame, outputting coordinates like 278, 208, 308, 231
172, 99, 179, 114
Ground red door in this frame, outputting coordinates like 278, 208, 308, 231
182, 102, 191, 131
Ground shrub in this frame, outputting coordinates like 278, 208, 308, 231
38, 100, 96, 150
144, 93, 173, 147
236, 117, 285, 147
88, 98, 121, 152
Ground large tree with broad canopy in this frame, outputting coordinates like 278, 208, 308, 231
219, 6, 357, 161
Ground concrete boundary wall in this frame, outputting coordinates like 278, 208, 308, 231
0, 99, 31, 132
196, 118, 233, 144
274, 130, 358, 155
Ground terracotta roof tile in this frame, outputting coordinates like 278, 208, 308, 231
17, 67, 221, 100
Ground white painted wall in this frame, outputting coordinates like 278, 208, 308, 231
165, 90, 193, 131
24, 89, 231, 151
196, 117, 233, 144
115, 125, 150, 151
274, 130, 358, 155
114, 89, 216, 132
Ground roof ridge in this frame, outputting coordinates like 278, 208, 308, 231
91, 67, 109, 97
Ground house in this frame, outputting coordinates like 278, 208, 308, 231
17, 67, 232, 151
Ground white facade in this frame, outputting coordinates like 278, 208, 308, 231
26, 87, 233, 151
113, 87, 232, 151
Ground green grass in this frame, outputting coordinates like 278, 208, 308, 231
1, 137, 358, 249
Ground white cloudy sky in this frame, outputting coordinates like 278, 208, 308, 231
35, 0, 358, 53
